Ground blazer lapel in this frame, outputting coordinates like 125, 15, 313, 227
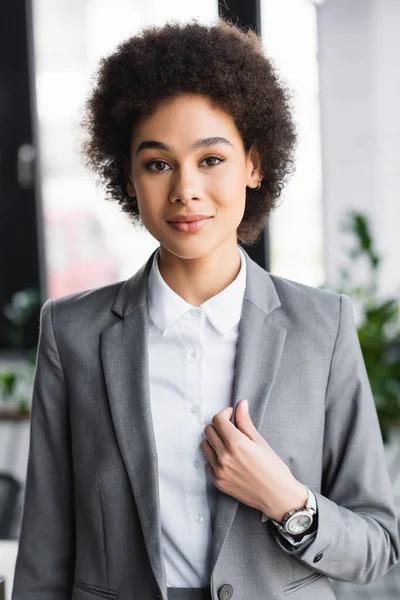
101, 249, 169, 600
209, 251, 287, 578
101, 246, 286, 598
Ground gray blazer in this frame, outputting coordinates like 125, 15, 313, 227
12, 246, 400, 600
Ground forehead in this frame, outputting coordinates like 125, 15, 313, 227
131, 93, 242, 147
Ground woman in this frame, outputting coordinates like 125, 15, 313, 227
12, 18, 400, 600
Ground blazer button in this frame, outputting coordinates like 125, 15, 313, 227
313, 552, 324, 563
218, 583, 233, 600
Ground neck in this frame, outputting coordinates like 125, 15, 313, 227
157, 241, 242, 306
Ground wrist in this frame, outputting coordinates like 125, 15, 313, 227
271, 485, 318, 539
265, 481, 308, 523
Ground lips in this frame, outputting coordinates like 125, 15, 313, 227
168, 217, 212, 233
167, 215, 212, 223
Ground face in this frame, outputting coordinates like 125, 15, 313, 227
126, 93, 261, 261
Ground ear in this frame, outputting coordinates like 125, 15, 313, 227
124, 157, 136, 198
246, 145, 262, 189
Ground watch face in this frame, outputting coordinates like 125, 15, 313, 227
286, 512, 312, 534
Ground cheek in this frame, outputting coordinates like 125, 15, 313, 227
213, 175, 247, 214
218, 165, 245, 188
133, 173, 159, 198
215, 165, 247, 197
135, 194, 162, 227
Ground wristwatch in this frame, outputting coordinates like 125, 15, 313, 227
271, 486, 316, 535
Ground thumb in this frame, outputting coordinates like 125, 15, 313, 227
236, 399, 267, 446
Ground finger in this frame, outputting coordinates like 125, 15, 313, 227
236, 400, 270, 447
203, 423, 225, 455
200, 438, 218, 471
211, 407, 241, 448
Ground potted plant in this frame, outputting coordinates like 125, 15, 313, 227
332, 211, 400, 443
0, 289, 39, 418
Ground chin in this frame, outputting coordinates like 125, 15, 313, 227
158, 237, 217, 260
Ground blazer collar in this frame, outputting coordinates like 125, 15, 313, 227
111, 244, 281, 320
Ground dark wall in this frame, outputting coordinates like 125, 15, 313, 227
219, 0, 270, 271
0, 1, 42, 351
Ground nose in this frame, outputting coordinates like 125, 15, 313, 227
169, 166, 201, 204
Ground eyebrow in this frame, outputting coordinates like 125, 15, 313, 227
135, 136, 234, 156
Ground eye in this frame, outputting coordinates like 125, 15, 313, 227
145, 160, 172, 172
200, 155, 225, 167
144, 155, 225, 172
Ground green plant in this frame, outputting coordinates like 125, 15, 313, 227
334, 211, 400, 443
0, 288, 39, 416
2, 288, 41, 349
0, 349, 36, 415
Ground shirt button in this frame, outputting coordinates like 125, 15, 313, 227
195, 514, 204, 523
190, 404, 200, 413
191, 349, 199, 359
193, 460, 200, 469
190, 308, 202, 318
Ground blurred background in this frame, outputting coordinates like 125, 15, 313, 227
1, 0, 400, 598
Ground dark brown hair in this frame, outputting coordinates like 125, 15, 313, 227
79, 18, 297, 245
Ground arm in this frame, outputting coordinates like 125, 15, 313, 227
12, 299, 75, 600
268, 293, 400, 583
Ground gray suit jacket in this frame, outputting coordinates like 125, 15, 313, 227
12, 246, 400, 600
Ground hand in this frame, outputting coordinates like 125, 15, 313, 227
200, 399, 308, 522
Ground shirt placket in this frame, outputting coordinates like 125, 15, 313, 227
180, 307, 211, 564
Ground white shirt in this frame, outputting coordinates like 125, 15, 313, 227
147, 245, 316, 588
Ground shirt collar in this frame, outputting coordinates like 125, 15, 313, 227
148, 246, 247, 336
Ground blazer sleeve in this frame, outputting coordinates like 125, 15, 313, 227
12, 299, 75, 600
268, 293, 400, 584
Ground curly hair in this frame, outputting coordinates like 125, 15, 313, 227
79, 17, 297, 246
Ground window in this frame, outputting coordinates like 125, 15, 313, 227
32, 0, 218, 298
261, 0, 324, 286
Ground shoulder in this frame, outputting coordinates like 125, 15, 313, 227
267, 272, 352, 338
41, 280, 126, 336
269, 272, 342, 309
50, 279, 125, 310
